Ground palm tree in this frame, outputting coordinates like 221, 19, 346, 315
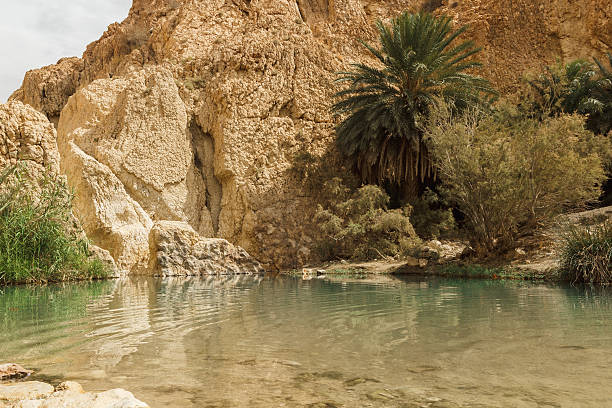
333, 12, 495, 196
527, 54, 612, 135
589, 53, 612, 136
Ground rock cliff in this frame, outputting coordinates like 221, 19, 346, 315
9, 0, 611, 270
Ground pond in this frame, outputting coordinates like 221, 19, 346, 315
1, 275, 611, 407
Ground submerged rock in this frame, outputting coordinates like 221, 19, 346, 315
148, 221, 264, 276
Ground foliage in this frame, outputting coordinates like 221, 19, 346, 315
0, 165, 109, 285
425, 103, 609, 253
560, 221, 612, 284
333, 11, 495, 191
525, 54, 612, 135
314, 178, 421, 261
408, 188, 456, 239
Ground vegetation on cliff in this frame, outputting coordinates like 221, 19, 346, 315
0, 165, 108, 285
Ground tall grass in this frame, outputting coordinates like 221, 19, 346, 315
560, 221, 612, 284
0, 164, 108, 285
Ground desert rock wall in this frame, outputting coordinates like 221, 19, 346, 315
8, 0, 611, 270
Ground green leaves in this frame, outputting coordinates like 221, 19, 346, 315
526, 54, 612, 135
0, 165, 109, 285
333, 12, 495, 188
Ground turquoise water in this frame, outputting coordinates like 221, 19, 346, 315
1, 275, 611, 407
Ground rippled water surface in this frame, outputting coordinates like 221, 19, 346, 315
1, 275, 611, 407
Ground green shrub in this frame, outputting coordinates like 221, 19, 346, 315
426, 103, 610, 254
314, 178, 421, 261
408, 188, 456, 239
0, 165, 109, 285
560, 221, 612, 284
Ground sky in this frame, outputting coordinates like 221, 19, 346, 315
0, 0, 132, 102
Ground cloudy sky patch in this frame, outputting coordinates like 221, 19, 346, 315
1, 0, 131, 101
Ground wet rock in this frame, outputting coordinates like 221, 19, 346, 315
0, 382, 54, 402
0, 365, 32, 382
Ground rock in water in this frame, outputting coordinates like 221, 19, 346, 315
148, 221, 264, 276
0, 364, 32, 382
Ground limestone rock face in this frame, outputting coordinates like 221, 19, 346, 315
439, 0, 612, 92
0, 101, 59, 175
9, 58, 84, 124
149, 221, 265, 276
10, 0, 611, 269
60, 142, 153, 273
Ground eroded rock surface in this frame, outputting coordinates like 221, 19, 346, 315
0, 101, 59, 176
149, 221, 264, 276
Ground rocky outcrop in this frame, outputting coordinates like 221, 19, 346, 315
9, 0, 611, 270
0, 101, 59, 176
0, 380, 148, 408
9, 58, 84, 125
149, 221, 264, 276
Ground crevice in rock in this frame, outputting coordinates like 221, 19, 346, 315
189, 118, 223, 236
295, 0, 330, 23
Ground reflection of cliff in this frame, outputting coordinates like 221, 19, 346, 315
9, 0, 612, 269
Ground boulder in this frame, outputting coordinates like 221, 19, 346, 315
149, 221, 264, 276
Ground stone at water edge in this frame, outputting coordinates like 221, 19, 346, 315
0, 364, 32, 381
148, 221, 265, 276
0, 382, 54, 402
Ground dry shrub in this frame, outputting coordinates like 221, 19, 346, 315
426, 103, 610, 254
314, 178, 420, 261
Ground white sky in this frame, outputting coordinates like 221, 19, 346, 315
0, 0, 132, 102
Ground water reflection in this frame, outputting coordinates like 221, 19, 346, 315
1, 276, 611, 407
